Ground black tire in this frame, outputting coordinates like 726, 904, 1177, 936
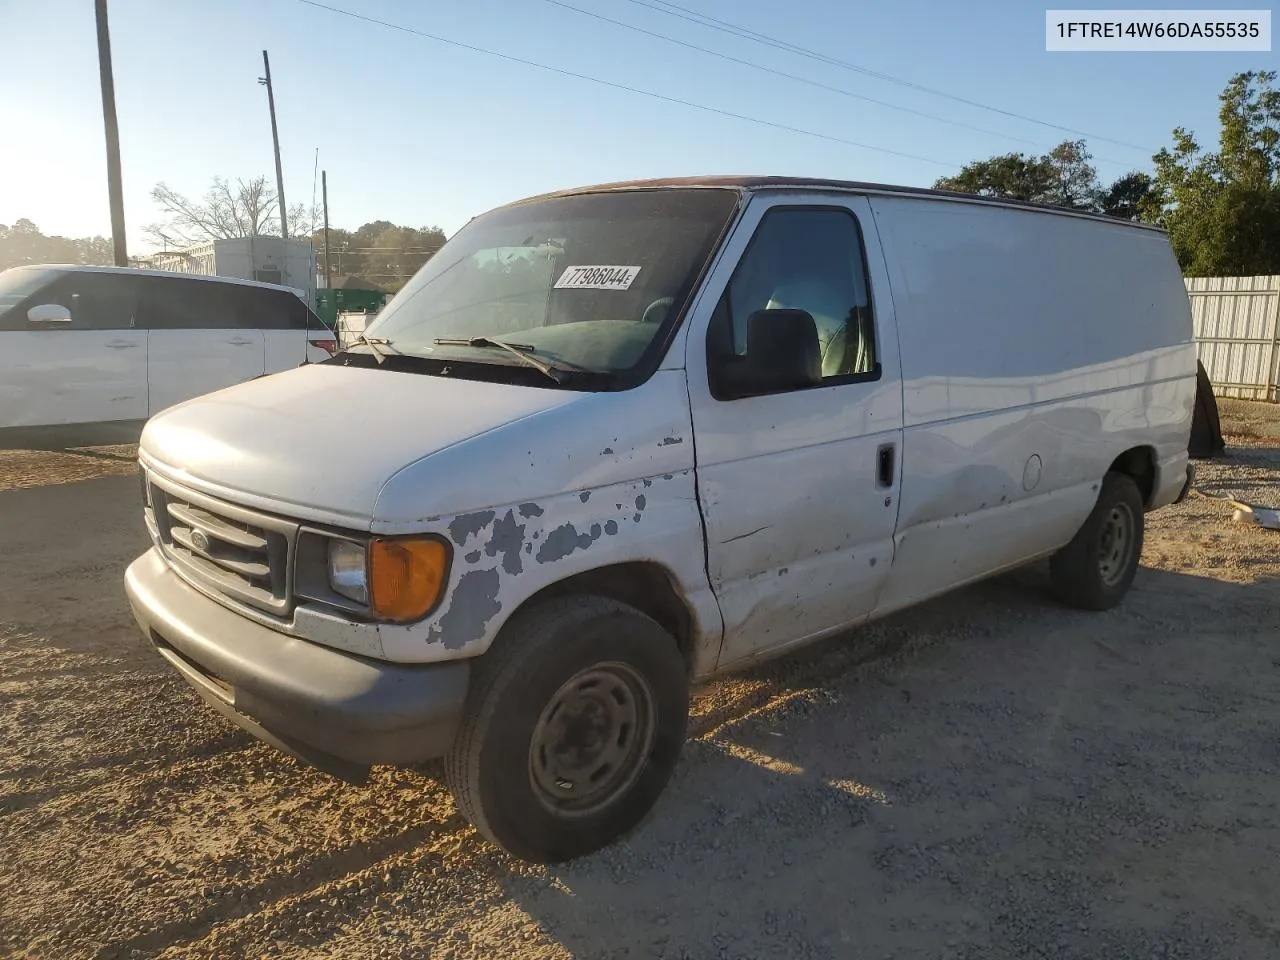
1049, 471, 1145, 611
444, 595, 689, 863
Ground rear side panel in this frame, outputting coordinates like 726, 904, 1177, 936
868, 196, 1195, 614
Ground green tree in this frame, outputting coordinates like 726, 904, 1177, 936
935, 139, 1100, 209
1100, 172, 1154, 221
0, 221, 114, 271
934, 151, 1056, 202
1043, 139, 1100, 209
1145, 70, 1280, 275
936, 138, 1140, 215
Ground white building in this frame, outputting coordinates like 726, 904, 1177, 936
143, 237, 317, 306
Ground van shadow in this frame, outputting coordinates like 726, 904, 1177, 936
490, 566, 1280, 960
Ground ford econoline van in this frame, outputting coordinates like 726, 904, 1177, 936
125, 177, 1198, 863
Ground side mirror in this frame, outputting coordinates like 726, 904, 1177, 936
27, 303, 72, 325
718, 308, 821, 398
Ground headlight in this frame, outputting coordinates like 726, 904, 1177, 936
325, 536, 449, 622
327, 539, 368, 604
368, 537, 449, 623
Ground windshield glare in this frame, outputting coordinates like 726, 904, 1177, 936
363, 189, 739, 379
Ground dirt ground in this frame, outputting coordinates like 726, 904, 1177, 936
2, 404, 1279, 959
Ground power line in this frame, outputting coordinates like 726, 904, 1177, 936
295, 0, 958, 169
542, 0, 1058, 155
621, 0, 1153, 155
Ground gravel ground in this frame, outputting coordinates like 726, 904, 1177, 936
2, 404, 1279, 959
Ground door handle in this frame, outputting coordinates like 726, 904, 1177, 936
876, 442, 896, 488
106, 340, 139, 349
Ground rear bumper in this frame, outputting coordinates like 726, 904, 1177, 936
125, 548, 470, 781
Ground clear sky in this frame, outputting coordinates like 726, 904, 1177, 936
0, 0, 1267, 252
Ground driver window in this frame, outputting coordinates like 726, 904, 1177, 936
711, 206, 877, 382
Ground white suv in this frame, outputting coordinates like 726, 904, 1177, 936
0, 264, 336, 447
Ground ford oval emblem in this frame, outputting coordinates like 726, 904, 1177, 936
191, 530, 210, 552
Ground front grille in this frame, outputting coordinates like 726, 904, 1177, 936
145, 470, 298, 617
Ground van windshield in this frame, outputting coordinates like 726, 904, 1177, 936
0, 267, 60, 319
359, 188, 739, 386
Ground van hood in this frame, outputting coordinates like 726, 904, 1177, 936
139, 363, 582, 528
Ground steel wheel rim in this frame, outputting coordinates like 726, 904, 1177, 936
1098, 502, 1135, 587
528, 661, 656, 818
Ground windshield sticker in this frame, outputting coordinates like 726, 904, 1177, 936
553, 265, 641, 291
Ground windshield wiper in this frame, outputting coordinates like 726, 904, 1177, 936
346, 334, 397, 364
433, 336, 569, 384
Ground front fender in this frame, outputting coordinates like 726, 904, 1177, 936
375, 469, 720, 670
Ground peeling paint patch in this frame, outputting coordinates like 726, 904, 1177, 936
579, 491, 591, 503
601, 447, 615, 455
536, 522, 605, 563
604, 520, 618, 535
663, 474, 673, 480
448, 510, 495, 546
642, 479, 652, 488
464, 550, 481, 564
633, 512, 642, 524
635, 494, 647, 511
525, 543, 532, 554
660, 436, 684, 446
518, 503, 545, 519
429, 568, 501, 649
485, 509, 527, 576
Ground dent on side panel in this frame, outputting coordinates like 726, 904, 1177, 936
376, 471, 710, 663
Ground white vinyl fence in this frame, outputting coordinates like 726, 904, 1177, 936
1187, 275, 1280, 402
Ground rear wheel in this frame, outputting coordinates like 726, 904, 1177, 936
444, 595, 689, 863
1049, 471, 1145, 610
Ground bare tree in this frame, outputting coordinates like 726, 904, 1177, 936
144, 176, 304, 246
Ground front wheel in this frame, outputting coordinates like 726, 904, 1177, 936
443, 595, 689, 863
1049, 471, 1145, 611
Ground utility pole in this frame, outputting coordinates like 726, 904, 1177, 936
322, 170, 332, 289
259, 50, 288, 238
95, 0, 127, 266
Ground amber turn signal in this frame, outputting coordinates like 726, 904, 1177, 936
368, 537, 449, 623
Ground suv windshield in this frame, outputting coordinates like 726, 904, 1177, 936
358, 188, 739, 386
0, 267, 61, 319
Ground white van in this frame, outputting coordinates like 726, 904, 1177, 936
125, 177, 1197, 863
0, 265, 336, 447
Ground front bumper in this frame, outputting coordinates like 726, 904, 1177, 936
125, 548, 470, 782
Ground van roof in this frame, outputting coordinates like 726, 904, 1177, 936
9, 263, 308, 296
511, 175, 1167, 233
